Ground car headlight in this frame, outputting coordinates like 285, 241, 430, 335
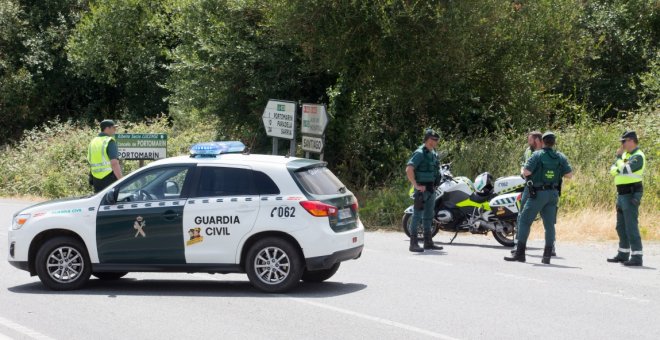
12, 213, 31, 230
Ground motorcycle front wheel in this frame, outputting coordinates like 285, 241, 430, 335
401, 213, 440, 239
492, 221, 516, 247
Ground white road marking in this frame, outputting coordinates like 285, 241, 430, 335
191, 274, 460, 339
494, 272, 547, 283
287, 297, 461, 340
587, 290, 651, 304
0, 316, 57, 340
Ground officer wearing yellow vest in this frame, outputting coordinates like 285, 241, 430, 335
406, 129, 444, 252
607, 131, 646, 266
88, 120, 123, 193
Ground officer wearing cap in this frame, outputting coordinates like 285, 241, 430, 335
511, 131, 544, 255
505, 131, 573, 264
87, 120, 123, 193
405, 129, 443, 252
607, 131, 646, 266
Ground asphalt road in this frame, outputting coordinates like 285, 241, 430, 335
1, 200, 659, 340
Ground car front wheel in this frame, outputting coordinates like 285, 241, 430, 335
35, 236, 91, 290
246, 237, 303, 293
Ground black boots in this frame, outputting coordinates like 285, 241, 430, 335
623, 255, 643, 267
541, 246, 552, 264
504, 242, 526, 262
607, 252, 630, 263
409, 235, 423, 253
423, 233, 443, 250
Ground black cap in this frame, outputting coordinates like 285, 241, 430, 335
424, 128, 440, 141
620, 130, 637, 141
100, 119, 118, 130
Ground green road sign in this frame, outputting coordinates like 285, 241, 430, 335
115, 133, 168, 160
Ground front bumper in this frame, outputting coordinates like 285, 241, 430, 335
305, 245, 363, 271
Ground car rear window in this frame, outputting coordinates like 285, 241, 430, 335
294, 167, 345, 195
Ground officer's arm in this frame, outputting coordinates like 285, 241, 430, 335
107, 140, 123, 179
625, 154, 644, 173
562, 156, 573, 179
522, 153, 538, 178
406, 166, 417, 188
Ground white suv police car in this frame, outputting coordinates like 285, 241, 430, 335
8, 141, 364, 293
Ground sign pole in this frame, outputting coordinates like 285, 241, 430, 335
272, 137, 278, 155
289, 103, 297, 156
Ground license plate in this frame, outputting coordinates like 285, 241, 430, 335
338, 208, 352, 220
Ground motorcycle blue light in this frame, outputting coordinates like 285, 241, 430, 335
190, 141, 246, 158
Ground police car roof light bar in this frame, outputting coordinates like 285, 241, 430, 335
190, 141, 246, 158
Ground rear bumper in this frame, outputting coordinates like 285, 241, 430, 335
9, 261, 29, 272
305, 245, 363, 271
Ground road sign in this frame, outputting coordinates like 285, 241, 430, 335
302, 135, 324, 153
116, 133, 167, 160
262, 100, 296, 140
301, 104, 328, 136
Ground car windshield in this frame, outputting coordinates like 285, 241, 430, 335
294, 166, 346, 195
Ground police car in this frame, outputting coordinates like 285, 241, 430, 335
7, 142, 364, 293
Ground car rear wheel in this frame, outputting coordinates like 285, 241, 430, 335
35, 236, 91, 290
246, 237, 303, 293
92, 272, 128, 280
302, 263, 340, 283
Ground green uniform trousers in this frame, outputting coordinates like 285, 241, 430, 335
616, 192, 643, 254
410, 190, 436, 234
517, 189, 559, 246
513, 187, 530, 248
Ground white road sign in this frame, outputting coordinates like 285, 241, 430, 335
301, 104, 328, 136
262, 100, 296, 139
302, 135, 324, 153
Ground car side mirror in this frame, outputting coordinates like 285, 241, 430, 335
165, 180, 179, 195
104, 187, 117, 205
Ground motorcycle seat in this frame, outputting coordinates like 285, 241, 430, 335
469, 192, 492, 203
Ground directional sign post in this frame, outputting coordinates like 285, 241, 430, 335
301, 104, 329, 159
262, 100, 296, 155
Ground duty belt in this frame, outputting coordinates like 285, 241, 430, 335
616, 182, 643, 195
533, 184, 559, 191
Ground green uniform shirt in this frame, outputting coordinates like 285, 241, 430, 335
524, 148, 572, 185
407, 145, 439, 184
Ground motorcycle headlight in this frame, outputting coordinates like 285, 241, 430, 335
12, 213, 31, 230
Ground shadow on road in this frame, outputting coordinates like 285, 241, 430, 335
444, 242, 541, 251
531, 263, 582, 269
7, 278, 367, 298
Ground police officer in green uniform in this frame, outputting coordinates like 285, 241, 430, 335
405, 129, 443, 252
505, 131, 573, 264
512, 131, 543, 255
607, 131, 646, 266
88, 119, 123, 193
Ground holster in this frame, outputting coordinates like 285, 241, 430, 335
414, 191, 425, 210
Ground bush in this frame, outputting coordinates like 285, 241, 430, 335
0, 116, 219, 198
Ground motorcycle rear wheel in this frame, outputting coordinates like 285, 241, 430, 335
492, 221, 516, 247
401, 213, 440, 239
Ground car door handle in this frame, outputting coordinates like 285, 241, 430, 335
163, 210, 181, 220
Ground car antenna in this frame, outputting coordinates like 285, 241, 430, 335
285, 151, 290, 158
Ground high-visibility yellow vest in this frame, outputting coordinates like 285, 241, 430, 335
87, 136, 114, 179
610, 148, 645, 185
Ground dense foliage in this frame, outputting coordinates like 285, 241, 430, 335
1, 0, 658, 187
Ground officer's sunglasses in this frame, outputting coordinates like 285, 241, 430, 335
621, 139, 630, 144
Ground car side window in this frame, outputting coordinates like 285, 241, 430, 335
117, 167, 190, 202
253, 171, 280, 195
196, 167, 255, 197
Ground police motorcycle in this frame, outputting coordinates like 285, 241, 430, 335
402, 163, 525, 247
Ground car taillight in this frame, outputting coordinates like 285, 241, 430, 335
300, 201, 338, 217
351, 200, 359, 213
516, 193, 522, 201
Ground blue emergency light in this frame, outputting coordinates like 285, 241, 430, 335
190, 141, 246, 158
